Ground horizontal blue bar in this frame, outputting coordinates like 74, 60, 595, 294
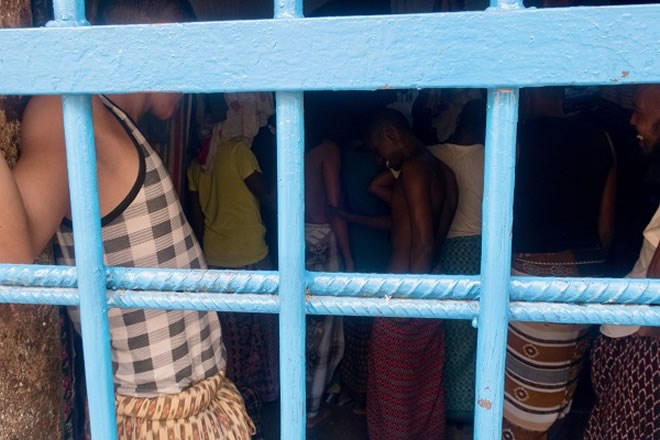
0, 265, 658, 305
1, 5, 658, 94
1, 286, 654, 325
0, 286, 79, 305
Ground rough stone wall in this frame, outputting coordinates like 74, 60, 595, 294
0, 1, 63, 439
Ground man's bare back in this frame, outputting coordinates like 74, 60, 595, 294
389, 150, 457, 274
304, 141, 336, 224
304, 139, 354, 270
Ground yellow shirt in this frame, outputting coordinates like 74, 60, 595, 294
188, 140, 268, 267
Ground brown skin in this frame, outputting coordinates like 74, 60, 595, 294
630, 84, 660, 339
305, 140, 354, 272
366, 122, 457, 274
0, 92, 182, 264
630, 85, 660, 155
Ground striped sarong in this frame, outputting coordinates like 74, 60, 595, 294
503, 250, 605, 439
305, 223, 345, 418
585, 334, 659, 440
367, 318, 445, 439
115, 372, 255, 440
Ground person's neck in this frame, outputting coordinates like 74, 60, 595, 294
402, 135, 425, 158
104, 93, 148, 121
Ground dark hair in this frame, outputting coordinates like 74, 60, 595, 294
361, 108, 411, 142
96, 0, 196, 25
454, 99, 487, 143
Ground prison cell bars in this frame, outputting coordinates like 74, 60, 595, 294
0, 0, 659, 439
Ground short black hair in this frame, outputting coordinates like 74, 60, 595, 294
361, 108, 411, 141
96, 0, 196, 25
454, 99, 487, 143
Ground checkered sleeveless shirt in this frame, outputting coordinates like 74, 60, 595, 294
54, 95, 226, 397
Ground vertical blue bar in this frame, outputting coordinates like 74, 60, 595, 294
275, 0, 303, 17
275, 91, 306, 440
54, 2, 116, 439
473, 88, 519, 439
52, 0, 86, 24
61, 97, 117, 440
274, 2, 305, 440
53, 0, 117, 440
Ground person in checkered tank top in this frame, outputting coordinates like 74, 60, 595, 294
0, 0, 255, 437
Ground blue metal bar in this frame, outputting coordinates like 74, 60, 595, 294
2, 285, 656, 326
1, 265, 658, 305
2, 5, 660, 94
275, 91, 307, 440
51, 0, 87, 24
0, 287, 79, 305
110, 291, 280, 313
508, 302, 660, 326
61, 96, 117, 440
473, 88, 519, 439
108, 267, 280, 293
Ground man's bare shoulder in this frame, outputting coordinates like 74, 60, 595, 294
309, 140, 339, 159
401, 153, 430, 178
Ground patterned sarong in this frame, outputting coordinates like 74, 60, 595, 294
438, 235, 481, 422
305, 223, 345, 418
503, 250, 605, 440
585, 334, 659, 440
341, 316, 373, 402
215, 257, 279, 404
115, 372, 255, 440
367, 318, 446, 439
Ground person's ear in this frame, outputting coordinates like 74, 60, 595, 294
382, 124, 397, 143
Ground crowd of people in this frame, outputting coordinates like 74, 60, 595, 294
0, 0, 658, 439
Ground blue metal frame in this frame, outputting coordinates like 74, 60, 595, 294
0, 0, 659, 438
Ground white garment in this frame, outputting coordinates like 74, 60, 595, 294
427, 143, 484, 238
220, 92, 275, 145
601, 205, 660, 338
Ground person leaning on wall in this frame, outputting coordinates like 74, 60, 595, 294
0, 0, 255, 438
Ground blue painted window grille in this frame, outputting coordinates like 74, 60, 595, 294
1, 0, 659, 438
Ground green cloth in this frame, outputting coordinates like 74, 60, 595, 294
439, 235, 482, 422
340, 147, 391, 273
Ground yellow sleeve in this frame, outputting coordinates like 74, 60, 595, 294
234, 142, 262, 180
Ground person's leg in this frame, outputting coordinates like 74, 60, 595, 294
367, 318, 446, 440
503, 322, 593, 439
585, 334, 659, 440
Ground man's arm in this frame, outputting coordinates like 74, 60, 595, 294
368, 169, 396, 203
322, 142, 354, 271
399, 160, 434, 274
328, 205, 392, 231
1, 96, 70, 263
244, 170, 276, 211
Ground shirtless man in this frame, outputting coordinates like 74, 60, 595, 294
303, 137, 353, 425
363, 109, 457, 440
0, 1, 254, 438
